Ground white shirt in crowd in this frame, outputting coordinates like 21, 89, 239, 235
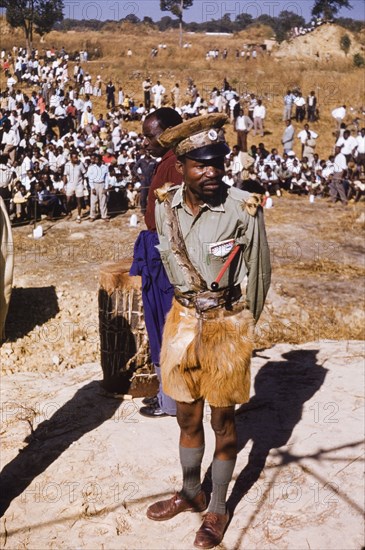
253, 104, 266, 119
152, 83, 165, 97
333, 152, 347, 173
297, 129, 318, 144
336, 135, 357, 155
332, 106, 346, 120
235, 115, 253, 131
355, 133, 365, 154
0, 162, 15, 188
294, 96, 306, 107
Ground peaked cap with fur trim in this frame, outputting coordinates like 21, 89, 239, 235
157, 113, 230, 159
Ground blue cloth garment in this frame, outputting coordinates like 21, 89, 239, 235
130, 230, 176, 415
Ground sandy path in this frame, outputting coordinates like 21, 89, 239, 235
1, 341, 363, 550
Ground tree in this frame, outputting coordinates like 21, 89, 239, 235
340, 33, 351, 55
335, 17, 364, 33
123, 13, 140, 24
312, 0, 352, 20
160, 0, 193, 47
0, 0, 64, 51
235, 13, 253, 31
143, 16, 155, 26
274, 10, 306, 42
157, 15, 179, 32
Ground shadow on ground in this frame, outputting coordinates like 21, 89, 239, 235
5, 286, 59, 340
0, 381, 122, 517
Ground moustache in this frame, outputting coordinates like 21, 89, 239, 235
201, 179, 223, 186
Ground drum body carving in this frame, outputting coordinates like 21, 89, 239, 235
99, 261, 157, 396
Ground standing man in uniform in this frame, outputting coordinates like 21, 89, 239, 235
130, 107, 183, 418
63, 151, 86, 223
146, 114, 271, 548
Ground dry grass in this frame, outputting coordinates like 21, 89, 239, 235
276, 259, 365, 277
258, 304, 364, 348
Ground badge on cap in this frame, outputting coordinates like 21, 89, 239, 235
208, 129, 218, 141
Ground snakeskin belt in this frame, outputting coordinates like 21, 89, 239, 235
174, 285, 242, 314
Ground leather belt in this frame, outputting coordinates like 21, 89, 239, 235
174, 284, 242, 314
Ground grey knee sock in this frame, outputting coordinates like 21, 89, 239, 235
208, 457, 236, 515
179, 445, 205, 499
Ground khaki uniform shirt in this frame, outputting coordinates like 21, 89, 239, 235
155, 184, 271, 322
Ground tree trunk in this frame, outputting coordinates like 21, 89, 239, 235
179, 0, 183, 48
25, 21, 33, 55
323, 0, 332, 20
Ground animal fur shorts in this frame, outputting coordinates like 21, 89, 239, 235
160, 298, 255, 407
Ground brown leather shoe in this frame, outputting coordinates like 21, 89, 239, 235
194, 512, 230, 549
147, 490, 207, 521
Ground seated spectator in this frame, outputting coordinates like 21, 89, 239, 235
260, 165, 281, 196
12, 182, 30, 220
125, 181, 138, 209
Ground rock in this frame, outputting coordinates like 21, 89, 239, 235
67, 232, 86, 240
355, 212, 365, 224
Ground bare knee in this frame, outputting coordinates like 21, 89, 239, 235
177, 401, 204, 439
210, 407, 236, 439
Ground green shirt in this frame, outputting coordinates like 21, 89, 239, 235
155, 184, 271, 322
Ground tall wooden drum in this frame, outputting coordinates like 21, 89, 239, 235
98, 261, 157, 396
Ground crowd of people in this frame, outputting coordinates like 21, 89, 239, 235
0, 44, 364, 225
289, 16, 329, 39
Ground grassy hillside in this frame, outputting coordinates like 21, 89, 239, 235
1, 20, 365, 157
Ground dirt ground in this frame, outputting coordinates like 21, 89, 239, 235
1, 195, 364, 374
0, 342, 364, 549
0, 196, 364, 549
